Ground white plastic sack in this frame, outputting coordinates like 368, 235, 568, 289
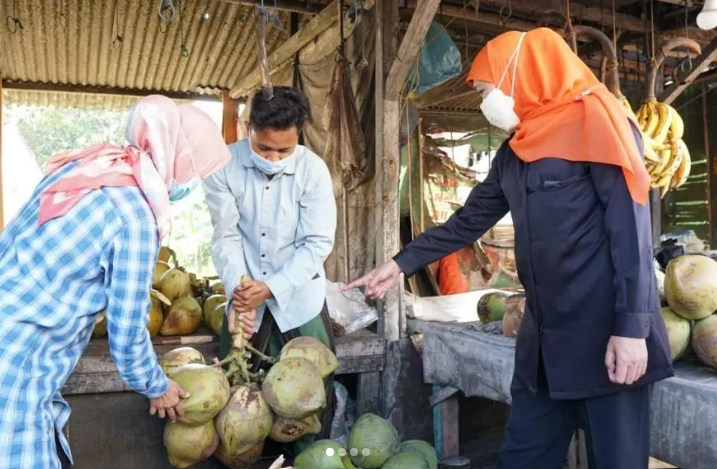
326, 281, 379, 335
404, 289, 511, 323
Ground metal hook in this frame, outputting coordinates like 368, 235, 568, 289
58, 0, 68, 32
157, 0, 176, 22
6, 16, 23, 34
180, 43, 190, 58
499, 1, 512, 22
112, 35, 123, 50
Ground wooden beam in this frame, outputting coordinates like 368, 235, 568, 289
217, 0, 323, 15
298, 0, 376, 64
660, 38, 717, 105
230, 0, 341, 98
221, 91, 238, 144
418, 0, 648, 33
403, 1, 535, 35
2, 81, 219, 102
385, 0, 441, 100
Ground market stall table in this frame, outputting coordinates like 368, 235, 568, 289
61, 329, 385, 469
420, 321, 717, 469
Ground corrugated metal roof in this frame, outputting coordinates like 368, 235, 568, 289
0, 0, 301, 98
2, 88, 191, 110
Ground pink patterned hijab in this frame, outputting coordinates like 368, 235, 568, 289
38, 95, 231, 238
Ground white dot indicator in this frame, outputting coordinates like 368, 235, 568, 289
362, 448, 371, 456
338, 448, 347, 457
326, 448, 335, 457
350, 448, 359, 456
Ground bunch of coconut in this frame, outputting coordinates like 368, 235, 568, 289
158, 348, 231, 468
291, 414, 437, 469
663, 255, 717, 368
262, 337, 339, 444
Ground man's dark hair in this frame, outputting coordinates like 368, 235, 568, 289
249, 86, 312, 132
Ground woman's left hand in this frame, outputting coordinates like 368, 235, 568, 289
605, 336, 648, 385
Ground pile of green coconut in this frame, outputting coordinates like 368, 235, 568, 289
660, 255, 717, 369
92, 246, 230, 340
158, 331, 337, 468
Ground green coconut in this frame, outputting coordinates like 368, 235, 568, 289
382, 451, 430, 469
210, 281, 226, 295
665, 255, 717, 320
153, 261, 172, 289
269, 414, 321, 443
262, 357, 326, 419
279, 336, 339, 379
347, 413, 400, 468
477, 291, 510, 324
92, 311, 108, 339
158, 246, 175, 264
294, 440, 356, 469
502, 293, 526, 338
163, 419, 219, 469
691, 315, 717, 369
159, 347, 206, 376
400, 441, 438, 469
160, 268, 193, 303
215, 439, 264, 469
215, 385, 273, 456
147, 294, 164, 338
205, 302, 227, 337
160, 296, 203, 336
170, 364, 230, 426
204, 295, 227, 321
662, 307, 692, 360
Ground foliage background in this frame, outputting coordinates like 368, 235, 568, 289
3, 104, 218, 277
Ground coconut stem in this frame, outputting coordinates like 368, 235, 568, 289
244, 343, 276, 364
211, 356, 234, 368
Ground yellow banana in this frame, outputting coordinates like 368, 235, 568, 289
652, 103, 673, 145
651, 148, 673, 178
644, 101, 660, 136
668, 105, 684, 141
675, 140, 691, 188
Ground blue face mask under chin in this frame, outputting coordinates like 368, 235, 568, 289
168, 178, 199, 202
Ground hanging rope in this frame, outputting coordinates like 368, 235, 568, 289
178, 0, 189, 57
565, 0, 577, 52
650, 0, 656, 65
683, 0, 693, 71
112, 0, 124, 51
157, 0, 175, 33
7, 0, 24, 34
58, 0, 67, 32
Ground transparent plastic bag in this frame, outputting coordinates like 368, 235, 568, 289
326, 281, 378, 335
330, 381, 355, 446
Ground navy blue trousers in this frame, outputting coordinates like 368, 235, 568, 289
498, 368, 652, 469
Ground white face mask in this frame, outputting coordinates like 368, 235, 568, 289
479, 33, 526, 133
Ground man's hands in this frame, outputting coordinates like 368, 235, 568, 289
342, 260, 402, 300
232, 280, 272, 312
150, 379, 190, 422
605, 336, 648, 385
227, 306, 256, 339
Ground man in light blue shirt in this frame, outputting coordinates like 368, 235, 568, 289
203, 87, 337, 450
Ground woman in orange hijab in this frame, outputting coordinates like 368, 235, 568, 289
346, 28, 671, 469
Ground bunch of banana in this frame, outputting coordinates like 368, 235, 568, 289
635, 98, 691, 197
621, 96, 661, 166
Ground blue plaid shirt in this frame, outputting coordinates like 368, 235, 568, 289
0, 162, 168, 469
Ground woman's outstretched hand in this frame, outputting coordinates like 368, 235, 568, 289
342, 260, 402, 300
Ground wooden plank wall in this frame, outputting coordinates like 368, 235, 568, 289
662, 82, 716, 245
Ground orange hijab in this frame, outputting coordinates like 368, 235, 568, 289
467, 28, 649, 205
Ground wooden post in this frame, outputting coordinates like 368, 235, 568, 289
377, 0, 440, 342
704, 83, 715, 248
221, 91, 238, 145
0, 77, 4, 229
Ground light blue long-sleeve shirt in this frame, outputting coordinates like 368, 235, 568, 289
203, 139, 337, 332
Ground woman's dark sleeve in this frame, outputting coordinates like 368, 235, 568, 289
589, 128, 654, 339
394, 150, 510, 277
